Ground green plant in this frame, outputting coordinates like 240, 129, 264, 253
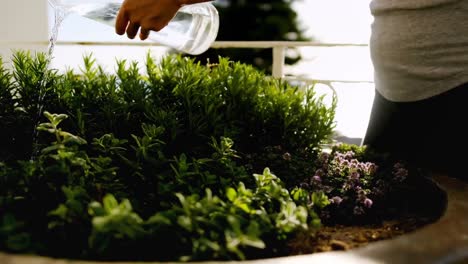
0, 49, 439, 262
0, 51, 336, 261
0, 52, 436, 261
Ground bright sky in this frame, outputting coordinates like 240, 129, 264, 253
293, 0, 373, 43
51, 0, 375, 140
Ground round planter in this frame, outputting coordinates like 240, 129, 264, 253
1, 174, 467, 264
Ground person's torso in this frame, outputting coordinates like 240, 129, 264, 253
370, 0, 460, 14
370, 0, 468, 102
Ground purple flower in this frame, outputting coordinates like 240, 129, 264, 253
282, 152, 292, 161
315, 169, 325, 177
365, 162, 378, 175
363, 198, 373, 208
329, 196, 343, 205
393, 162, 404, 169
341, 159, 350, 167
319, 152, 330, 163
357, 162, 367, 171
393, 164, 408, 182
335, 153, 344, 160
350, 171, 360, 180
311, 175, 321, 183
344, 151, 355, 160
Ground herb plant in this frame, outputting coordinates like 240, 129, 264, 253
0, 51, 433, 261
0, 51, 336, 261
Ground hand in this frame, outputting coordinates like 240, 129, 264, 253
115, 0, 183, 40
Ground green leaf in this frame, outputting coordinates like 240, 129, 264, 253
291, 187, 309, 204
311, 192, 330, 209
226, 187, 237, 201
177, 215, 192, 231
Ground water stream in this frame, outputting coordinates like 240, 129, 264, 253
30, 5, 67, 160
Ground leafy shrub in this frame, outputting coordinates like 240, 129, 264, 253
0, 51, 435, 262
0, 51, 336, 261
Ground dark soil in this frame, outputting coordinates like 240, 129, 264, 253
288, 213, 436, 254
288, 175, 446, 255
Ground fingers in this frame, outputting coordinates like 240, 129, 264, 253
115, 1, 141, 39
115, 14, 166, 40
140, 28, 150, 40
115, 0, 182, 40
139, 18, 168, 40
146, 19, 168, 32
126, 22, 140, 39
115, 8, 129, 35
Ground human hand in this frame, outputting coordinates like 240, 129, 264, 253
115, 0, 183, 40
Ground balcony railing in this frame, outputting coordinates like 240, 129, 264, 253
49, 40, 374, 141
54, 40, 372, 85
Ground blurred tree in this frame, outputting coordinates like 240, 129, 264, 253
186, 0, 310, 74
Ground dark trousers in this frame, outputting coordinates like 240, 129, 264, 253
362, 83, 468, 180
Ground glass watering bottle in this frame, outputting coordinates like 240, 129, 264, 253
48, 0, 219, 55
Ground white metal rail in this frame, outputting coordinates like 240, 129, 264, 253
54, 40, 371, 84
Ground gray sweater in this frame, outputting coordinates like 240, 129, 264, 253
370, 0, 468, 102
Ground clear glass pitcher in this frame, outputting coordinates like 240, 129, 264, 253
48, 0, 219, 55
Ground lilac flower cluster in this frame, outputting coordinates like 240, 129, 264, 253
302, 147, 409, 220
393, 162, 409, 182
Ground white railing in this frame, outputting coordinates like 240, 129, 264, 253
55, 40, 372, 84
52, 40, 374, 140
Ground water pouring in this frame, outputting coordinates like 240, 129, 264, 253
48, 0, 219, 55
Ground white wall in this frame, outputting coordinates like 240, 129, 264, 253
0, 0, 49, 65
